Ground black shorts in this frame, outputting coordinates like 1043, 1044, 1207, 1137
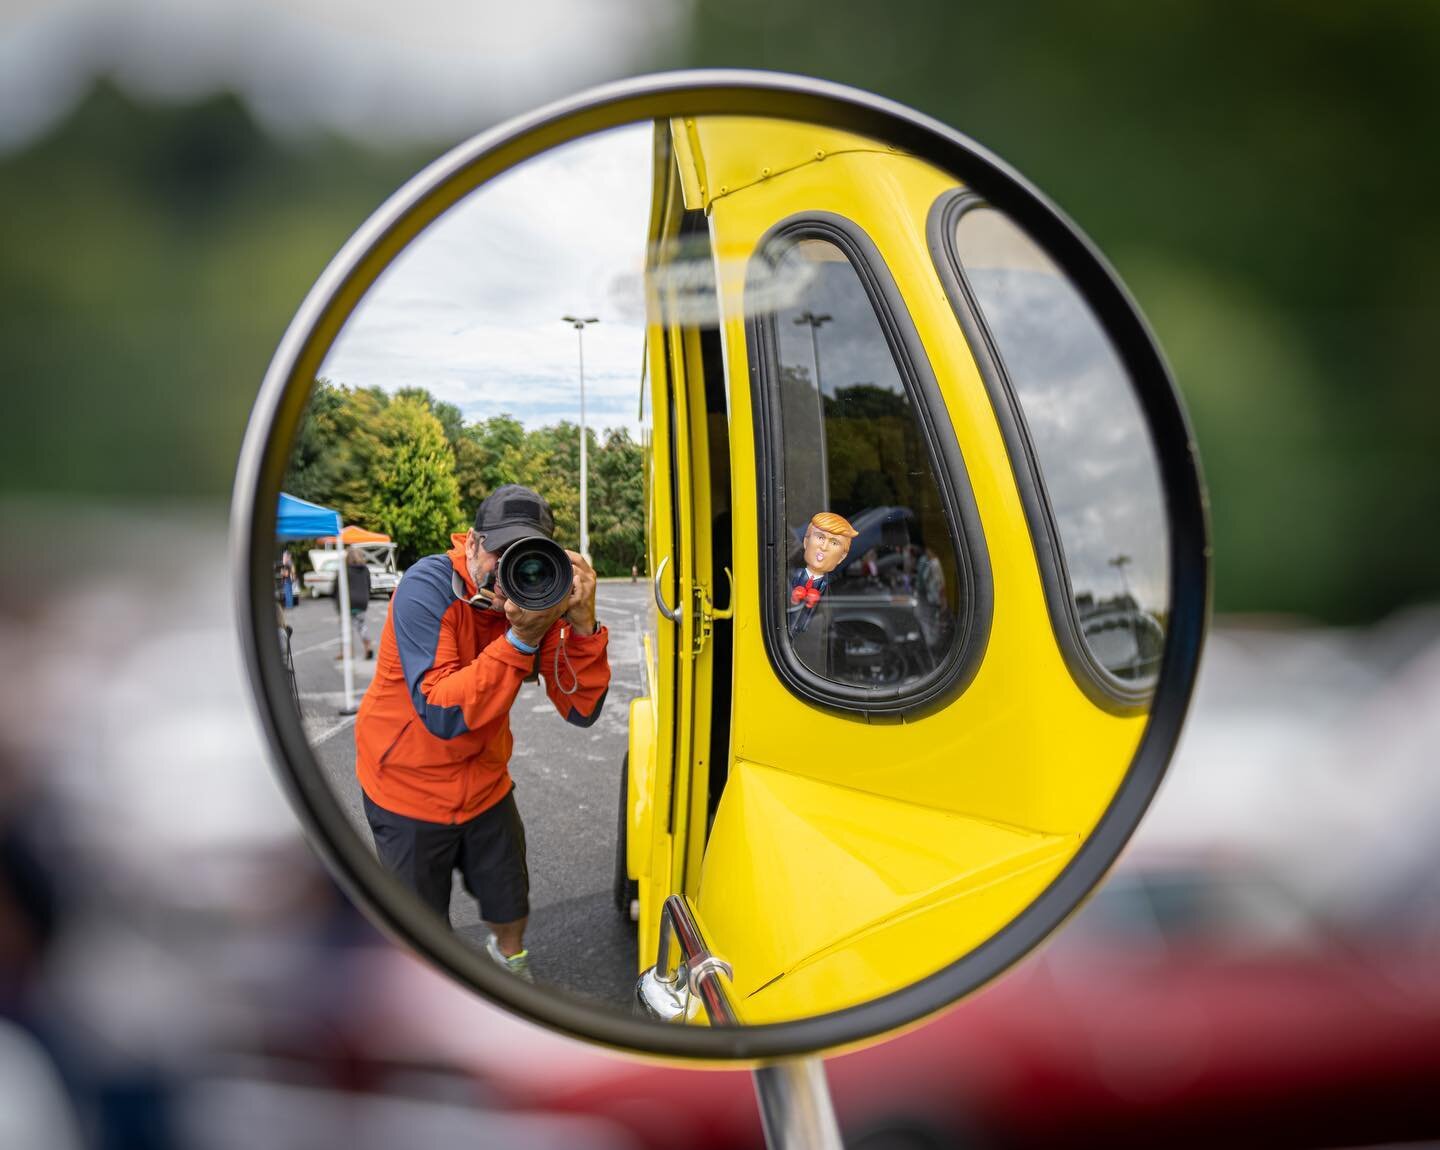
362, 787, 529, 926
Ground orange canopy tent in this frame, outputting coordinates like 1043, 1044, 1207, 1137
319, 525, 392, 546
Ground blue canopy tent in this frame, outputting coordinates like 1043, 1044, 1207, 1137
276, 493, 356, 713
276, 492, 342, 539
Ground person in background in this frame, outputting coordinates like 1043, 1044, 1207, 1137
334, 547, 373, 661
278, 549, 297, 611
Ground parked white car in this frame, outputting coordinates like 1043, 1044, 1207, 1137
302, 544, 401, 599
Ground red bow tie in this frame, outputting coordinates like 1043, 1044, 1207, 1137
792, 578, 822, 608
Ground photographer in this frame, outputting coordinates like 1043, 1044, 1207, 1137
353, 485, 609, 980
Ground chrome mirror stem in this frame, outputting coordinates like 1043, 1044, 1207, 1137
753, 1059, 843, 1150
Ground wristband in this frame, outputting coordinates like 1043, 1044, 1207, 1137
505, 628, 539, 655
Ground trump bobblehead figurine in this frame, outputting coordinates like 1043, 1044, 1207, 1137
789, 511, 858, 636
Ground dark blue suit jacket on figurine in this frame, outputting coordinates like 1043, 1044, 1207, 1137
788, 568, 830, 635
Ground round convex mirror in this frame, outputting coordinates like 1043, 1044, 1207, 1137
233, 72, 1208, 1062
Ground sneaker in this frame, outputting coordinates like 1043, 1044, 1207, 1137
485, 933, 534, 983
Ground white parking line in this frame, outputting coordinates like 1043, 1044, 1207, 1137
308, 714, 356, 746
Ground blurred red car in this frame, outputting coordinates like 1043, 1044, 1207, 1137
513, 856, 1440, 1149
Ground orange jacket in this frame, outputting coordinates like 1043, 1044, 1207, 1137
355, 535, 611, 823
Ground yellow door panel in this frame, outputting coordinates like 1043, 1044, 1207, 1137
677, 323, 719, 899
626, 693, 656, 881
697, 758, 1076, 1018
663, 319, 700, 900
637, 195, 681, 965
740, 856, 1070, 1024
636, 856, 674, 972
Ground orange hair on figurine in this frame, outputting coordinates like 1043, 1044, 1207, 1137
809, 511, 858, 541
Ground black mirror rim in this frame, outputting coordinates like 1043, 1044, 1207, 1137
231, 68, 1211, 1063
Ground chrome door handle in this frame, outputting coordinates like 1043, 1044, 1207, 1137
654, 555, 683, 623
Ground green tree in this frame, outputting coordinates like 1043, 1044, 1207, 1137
363, 396, 463, 565
284, 378, 351, 505
394, 386, 465, 448
589, 428, 646, 575
283, 379, 388, 527
518, 429, 581, 551
284, 384, 643, 574
455, 414, 528, 513
451, 431, 489, 520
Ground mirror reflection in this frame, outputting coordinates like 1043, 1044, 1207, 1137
271, 116, 1171, 1026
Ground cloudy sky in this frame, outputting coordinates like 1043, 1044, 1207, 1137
320, 122, 654, 436
961, 264, 1169, 614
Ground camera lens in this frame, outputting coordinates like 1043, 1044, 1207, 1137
497, 537, 572, 612
514, 555, 547, 591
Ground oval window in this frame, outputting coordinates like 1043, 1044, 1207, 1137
758, 231, 971, 700
947, 203, 1168, 692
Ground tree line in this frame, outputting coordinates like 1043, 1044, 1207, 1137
282, 380, 646, 576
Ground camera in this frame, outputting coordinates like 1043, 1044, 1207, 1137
497, 536, 573, 612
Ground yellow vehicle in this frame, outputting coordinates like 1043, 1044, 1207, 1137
621, 116, 1169, 1025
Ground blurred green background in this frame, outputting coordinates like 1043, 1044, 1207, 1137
2, 0, 1436, 621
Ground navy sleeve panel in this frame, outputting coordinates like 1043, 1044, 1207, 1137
390, 557, 470, 740
564, 687, 608, 728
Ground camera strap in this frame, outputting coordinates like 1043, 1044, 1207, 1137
553, 625, 580, 696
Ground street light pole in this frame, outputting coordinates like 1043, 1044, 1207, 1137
562, 315, 599, 562
793, 310, 832, 499
793, 310, 832, 394
1108, 552, 1138, 679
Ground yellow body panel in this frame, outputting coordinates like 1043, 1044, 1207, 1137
666, 317, 712, 905
625, 693, 656, 881
632, 117, 1152, 1022
698, 759, 1077, 1022
678, 117, 900, 211
636, 160, 681, 965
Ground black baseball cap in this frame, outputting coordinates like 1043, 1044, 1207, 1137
473, 484, 556, 552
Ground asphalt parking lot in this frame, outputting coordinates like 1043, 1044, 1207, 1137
283, 577, 651, 1011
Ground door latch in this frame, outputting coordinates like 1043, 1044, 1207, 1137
690, 567, 733, 654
